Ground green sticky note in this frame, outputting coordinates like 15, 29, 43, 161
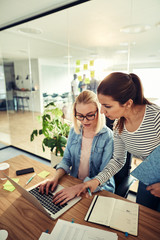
3, 178, 19, 187
3, 185, 15, 192
3, 178, 19, 192
38, 171, 50, 178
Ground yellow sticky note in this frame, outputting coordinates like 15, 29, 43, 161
85, 78, 90, 84
83, 64, 88, 70
75, 67, 80, 73
78, 76, 82, 81
38, 171, 50, 178
76, 60, 80, 65
90, 70, 95, 78
90, 60, 94, 66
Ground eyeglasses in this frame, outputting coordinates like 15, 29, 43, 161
75, 110, 98, 121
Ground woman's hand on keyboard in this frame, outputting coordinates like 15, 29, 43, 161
38, 177, 58, 195
52, 185, 82, 205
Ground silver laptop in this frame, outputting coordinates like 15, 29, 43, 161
4, 174, 81, 220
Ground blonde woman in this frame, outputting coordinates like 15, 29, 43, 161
39, 90, 115, 204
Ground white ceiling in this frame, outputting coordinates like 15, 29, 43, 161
0, 0, 160, 69
0, 0, 80, 29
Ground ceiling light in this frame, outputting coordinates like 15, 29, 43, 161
116, 50, 128, 54
119, 41, 136, 46
18, 27, 42, 34
120, 24, 151, 34
64, 55, 72, 58
18, 49, 28, 54
90, 53, 98, 57
148, 54, 157, 58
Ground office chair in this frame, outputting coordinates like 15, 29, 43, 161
106, 117, 136, 198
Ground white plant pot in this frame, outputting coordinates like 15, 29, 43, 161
50, 152, 63, 168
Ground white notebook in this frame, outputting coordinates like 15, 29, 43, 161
85, 195, 139, 236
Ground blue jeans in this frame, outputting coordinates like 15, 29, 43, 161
136, 181, 160, 212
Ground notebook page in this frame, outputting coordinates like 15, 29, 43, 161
109, 199, 139, 236
88, 196, 116, 226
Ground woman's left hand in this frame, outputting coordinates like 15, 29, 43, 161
146, 183, 160, 197
52, 184, 84, 205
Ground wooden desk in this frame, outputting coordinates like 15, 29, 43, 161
0, 155, 160, 240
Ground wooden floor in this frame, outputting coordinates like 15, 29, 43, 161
0, 110, 141, 193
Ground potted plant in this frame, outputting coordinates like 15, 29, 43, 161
30, 102, 71, 165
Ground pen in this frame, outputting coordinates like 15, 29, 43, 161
26, 173, 36, 185
87, 187, 92, 197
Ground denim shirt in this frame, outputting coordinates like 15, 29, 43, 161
56, 126, 115, 193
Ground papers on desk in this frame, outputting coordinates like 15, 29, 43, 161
39, 219, 118, 240
85, 195, 139, 236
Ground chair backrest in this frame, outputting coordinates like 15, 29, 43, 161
114, 151, 132, 189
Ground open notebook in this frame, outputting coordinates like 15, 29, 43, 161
85, 195, 139, 236
3, 174, 81, 220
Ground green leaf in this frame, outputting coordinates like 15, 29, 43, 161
39, 129, 43, 135
30, 101, 70, 155
45, 102, 56, 108
30, 130, 38, 141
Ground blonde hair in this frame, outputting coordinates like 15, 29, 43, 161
72, 90, 105, 134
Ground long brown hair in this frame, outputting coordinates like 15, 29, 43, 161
97, 72, 151, 133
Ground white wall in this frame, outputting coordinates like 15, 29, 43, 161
40, 65, 71, 94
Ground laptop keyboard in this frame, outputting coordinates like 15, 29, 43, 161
29, 187, 67, 214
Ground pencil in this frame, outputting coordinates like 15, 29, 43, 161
87, 187, 92, 197
26, 173, 36, 185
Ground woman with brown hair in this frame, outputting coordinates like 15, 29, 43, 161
78, 72, 160, 211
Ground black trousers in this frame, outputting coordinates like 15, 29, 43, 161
136, 181, 160, 212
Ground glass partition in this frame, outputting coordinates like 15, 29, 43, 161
0, 0, 160, 160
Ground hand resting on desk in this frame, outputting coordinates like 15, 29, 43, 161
77, 179, 100, 197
